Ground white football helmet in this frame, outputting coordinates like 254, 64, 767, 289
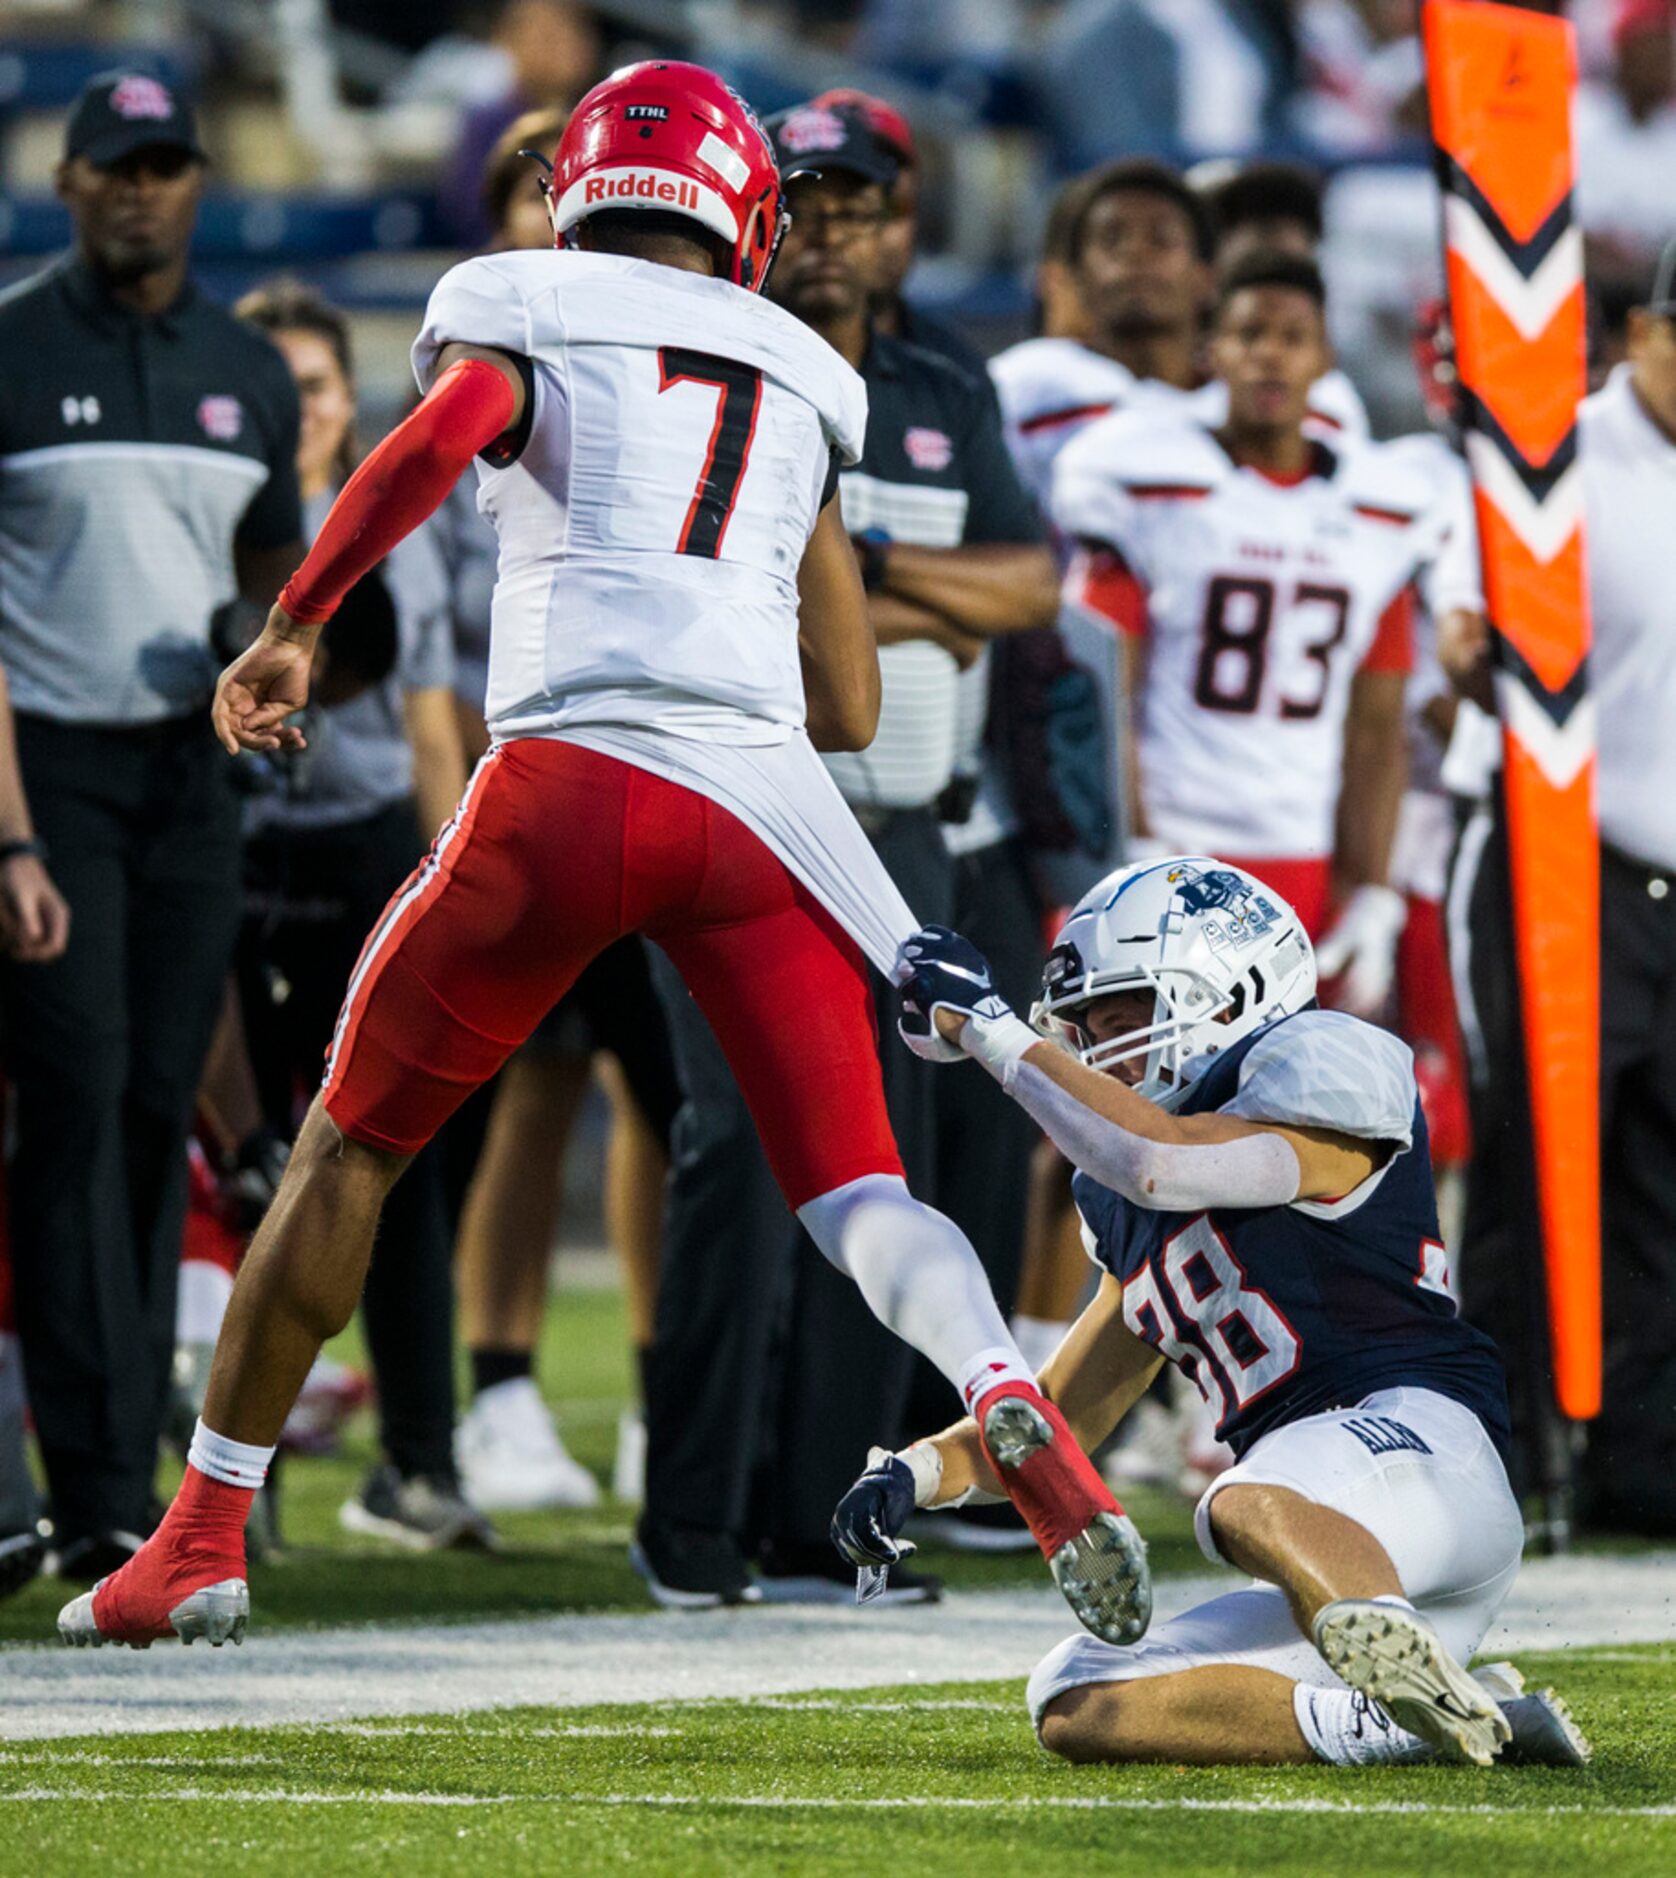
1031, 856, 1317, 1109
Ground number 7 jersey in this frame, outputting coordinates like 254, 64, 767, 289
1053, 406, 1445, 861
413, 249, 867, 742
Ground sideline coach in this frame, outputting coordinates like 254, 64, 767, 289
0, 74, 303, 1578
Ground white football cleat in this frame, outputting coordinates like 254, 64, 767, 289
1473, 1661, 1593, 1766
1312, 1598, 1511, 1766
455, 1378, 601, 1512
58, 1576, 248, 1650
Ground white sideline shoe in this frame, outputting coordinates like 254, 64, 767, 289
1313, 1598, 1512, 1766
455, 1378, 601, 1512
1473, 1661, 1593, 1765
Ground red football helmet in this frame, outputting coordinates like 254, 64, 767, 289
546, 61, 789, 293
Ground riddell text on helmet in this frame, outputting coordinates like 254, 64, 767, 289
584, 173, 703, 209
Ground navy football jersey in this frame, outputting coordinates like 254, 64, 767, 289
1073, 1009, 1511, 1462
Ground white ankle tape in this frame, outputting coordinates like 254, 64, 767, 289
188, 1419, 274, 1490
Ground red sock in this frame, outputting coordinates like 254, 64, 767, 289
168, 1462, 257, 1546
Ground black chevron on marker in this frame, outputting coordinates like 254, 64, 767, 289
1457, 392, 1576, 499
1432, 149, 1575, 277
1492, 633, 1590, 728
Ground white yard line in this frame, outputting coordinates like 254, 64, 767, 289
2, 1788, 1675, 1818
2, 1550, 1671, 1743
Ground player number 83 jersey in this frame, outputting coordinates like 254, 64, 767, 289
1053, 407, 1448, 860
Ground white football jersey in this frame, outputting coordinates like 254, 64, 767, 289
1054, 407, 1441, 860
989, 337, 1165, 513
413, 250, 866, 744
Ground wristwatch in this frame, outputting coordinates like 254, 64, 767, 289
0, 838, 48, 867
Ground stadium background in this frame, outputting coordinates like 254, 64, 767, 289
0, 1, 1649, 457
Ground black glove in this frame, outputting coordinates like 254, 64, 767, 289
896, 924, 1011, 1064
830, 1450, 918, 1568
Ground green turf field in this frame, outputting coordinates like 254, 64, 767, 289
5, 1282, 1673, 1874
0, 1281, 1209, 1646
4, 1649, 1673, 1878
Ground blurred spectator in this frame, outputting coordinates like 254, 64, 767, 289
1292, 0, 1426, 153
1038, 0, 1296, 171
811, 87, 989, 377
1192, 159, 1370, 436
439, 1, 602, 246
635, 100, 1056, 1608
232, 280, 490, 1551
992, 159, 1214, 512
0, 76, 302, 1582
1575, 1, 1676, 283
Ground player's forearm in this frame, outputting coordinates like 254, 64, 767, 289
280, 360, 514, 627
870, 594, 985, 666
1333, 670, 1407, 892
1000, 1051, 1301, 1210
0, 665, 36, 845
799, 501, 881, 751
880, 543, 1059, 636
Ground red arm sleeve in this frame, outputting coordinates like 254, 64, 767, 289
1359, 586, 1414, 675
279, 358, 516, 626
1069, 544, 1148, 635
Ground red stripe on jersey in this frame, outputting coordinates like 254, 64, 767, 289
1071, 545, 1147, 634
1124, 482, 1213, 501
1308, 406, 1344, 430
1359, 587, 1414, 675
1017, 400, 1114, 435
1353, 503, 1417, 527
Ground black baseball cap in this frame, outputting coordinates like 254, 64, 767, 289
64, 71, 206, 168
765, 100, 900, 190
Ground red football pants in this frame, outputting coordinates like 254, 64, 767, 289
323, 740, 903, 1209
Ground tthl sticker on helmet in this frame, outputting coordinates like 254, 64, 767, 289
697, 131, 750, 192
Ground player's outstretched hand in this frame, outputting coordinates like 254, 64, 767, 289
831, 1448, 918, 1569
895, 924, 1011, 1063
212, 604, 317, 756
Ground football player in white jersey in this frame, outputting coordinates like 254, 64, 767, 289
990, 159, 1213, 513
833, 863, 1588, 1771
1189, 159, 1370, 444
1054, 251, 1441, 1011
61, 63, 1146, 1651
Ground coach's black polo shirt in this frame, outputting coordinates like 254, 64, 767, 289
825, 324, 1042, 811
0, 256, 301, 725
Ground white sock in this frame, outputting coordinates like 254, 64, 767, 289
1009, 1313, 1070, 1373
798, 1174, 1033, 1401
1293, 1683, 1433, 1765
187, 1418, 275, 1490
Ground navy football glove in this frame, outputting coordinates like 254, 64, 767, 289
830, 1450, 918, 1568
895, 924, 1012, 1064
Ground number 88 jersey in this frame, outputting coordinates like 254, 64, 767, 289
1052, 406, 1445, 862
1071, 1009, 1512, 1465
413, 249, 866, 742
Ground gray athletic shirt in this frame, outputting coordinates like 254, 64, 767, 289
244, 490, 454, 834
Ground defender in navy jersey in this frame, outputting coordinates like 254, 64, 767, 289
833, 857, 1588, 1771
